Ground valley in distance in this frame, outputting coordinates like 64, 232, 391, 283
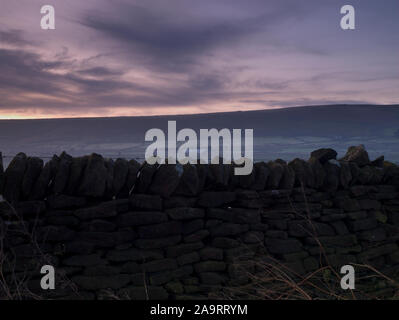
0, 104, 398, 167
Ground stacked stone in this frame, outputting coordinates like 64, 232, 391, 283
0, 145, 398, 299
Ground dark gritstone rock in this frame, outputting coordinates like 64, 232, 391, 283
72, 274, 131, 290
339, 161, 352, 189
3, 153, 27, 203
149, 164, 181, 198
74, 200, 125, 220
63, 253, 106, 267
164, 196, 197, 209
135, 235, 182, 249
323, 162, 340, 192
86, 219, 116, 232
177, 252, 200, 265
194, 261, 226, 273
137, 221, 182, 239
266, 161, 284, 189
53, 152, 73, 195
14, 201, 46, 218
0, 151, 4, 194
310, 148, 337, 164
232, 208, 261, 224
358, 166, 384, 185
21, 157, 43, 199
65, 156, 88, 195
196, 164, 208, 193
341, 145, 370, 167
30, 161, 52, 200
136, 162, 158, 193
265, 238, 303, 254
184, 230, 209, 243
48, 154, 61, 178
238, 164, 256, 189
166, 242, 204, 258
166, 207, 204, 220
130, 194, 162, 211
251, 162, 270, 191
308, 157, 325, 189
197, 191, 236, 208
107, 248, 163, 262
77, 231, 135, 248
207, 162, 232, 190
288, 158, 315, 188
112, 158, 129, 196
174, 164, 200, 196
383, 162, 399, 185
117, 211, 167, 226
36, 226, 75, 242
149, 265, 193, 285
47, 194, 86, 209
182, 219, 204, 235
207, 208, 235, 222
119, 286, 168, 300
288, 220, 335, 237
121, 159, 141, 197
78, 153, 107, 197
306, 235, 357, 247
142, 259, 178, 273
279, 163, 295, 189
104, 158, 114, 198
371, 156, 384, 168
210, 223, 248, 237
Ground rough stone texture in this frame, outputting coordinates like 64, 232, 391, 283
130, 194, 162, 211
289, 158, 315, 188
104, 158, 114, 199
112, 158, 129, 196
53, 152, 73, 195
174, 164, 200, 196
1, 147, 399, 300
149, 164, 181, 198
21, 157, 43, 199
30, 161, 52, 200
310, 148, 338, 164
123, 159, 141, 196
266, 161, 284, 189
3, 152, 27, 203
308, 157, 325, 189
78, 153, 108, 197
65, 156, 88, 195
371, 156, 385, 168
0, 152, 4, 194
251, 162, 270, 191
341, 145, 370, 167
197, 191, 236, 208
136, 162, 157, 193
323, 162, 340, 192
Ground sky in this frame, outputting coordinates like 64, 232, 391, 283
0, 0, 398, 119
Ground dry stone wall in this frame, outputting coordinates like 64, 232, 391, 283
0, 146, 398, 299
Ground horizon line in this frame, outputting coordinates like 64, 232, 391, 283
1, 103, 398, 121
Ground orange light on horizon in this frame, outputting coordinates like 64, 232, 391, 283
0, 105, 274, 120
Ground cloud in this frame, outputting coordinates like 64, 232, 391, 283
0, 29, 35, 46
0, 46, 239, 111
0, 0, 398, 117
76, 67, 124, 77
78, 1, 306, 73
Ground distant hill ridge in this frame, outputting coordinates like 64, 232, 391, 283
0, 104, 398, 165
